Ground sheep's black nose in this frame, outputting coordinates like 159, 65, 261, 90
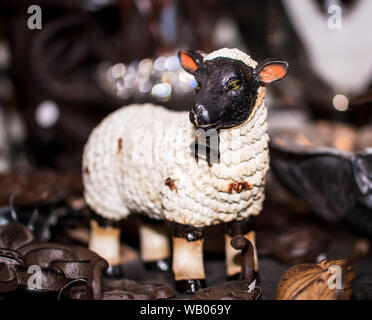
189, 105, 209, 128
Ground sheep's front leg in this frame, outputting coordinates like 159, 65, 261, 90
225, 217, 259, 280
139, 218, 171, 271
171, 223, 206, 294
89, 217, 122, 277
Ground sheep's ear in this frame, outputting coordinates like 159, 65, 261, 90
255, 59, 289, 84
178, 50, 204, 74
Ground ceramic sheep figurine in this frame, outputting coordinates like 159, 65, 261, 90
83, 48, 288, 293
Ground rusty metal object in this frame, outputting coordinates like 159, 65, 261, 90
188, 280, 261, 300
69, 279, 175, 300
0, 171, 83, 207
0, 222, 35, 295
0, 263, 18, 293
18, 242, 107, 299
0, 222, 107, 299
0, 223, 34, 251
1, 222, 174, 300
230, 235, 255, 283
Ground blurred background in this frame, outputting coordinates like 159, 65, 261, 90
1, 0, 372, 173
0, 0, 372, 299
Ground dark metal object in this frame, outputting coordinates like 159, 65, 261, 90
225, 216, 255, 237
225, 218, 258, 281
69, 279, 175, 300
0, 170, 85, 242
187, 280, 261, 300
175, 279, 206, 295
270, 125, 372, 238
0, 221, 176, 300
144, 259, 171, 273
0, 222, 108, 300
18, 243, 108, 299
171, 222, 204, 242
0, 170, 83, 207
230, 235, 254, 283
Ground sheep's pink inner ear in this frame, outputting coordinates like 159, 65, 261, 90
257, 62, 288, 84
179, 51, 199, 74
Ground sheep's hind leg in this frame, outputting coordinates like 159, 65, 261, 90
139, 217, 171, 272
89, 214, 123, 278
225, 217, 259, 281
171, 223, 206, 294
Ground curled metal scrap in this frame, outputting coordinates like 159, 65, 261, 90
0, 222, 108, 299
69, 279, 175, 300
188, 280, 261, 300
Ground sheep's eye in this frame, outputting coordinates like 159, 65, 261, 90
227, 79, 241, 91
195, 83, 201, 91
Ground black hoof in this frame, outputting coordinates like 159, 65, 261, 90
175, 279, 206, 294
226, 271, 260, 283
104, 265, 124, 279
143, 259, 171, 272
226, 273, 240, 281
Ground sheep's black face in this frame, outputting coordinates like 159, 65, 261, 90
178, 49, 289, 131
191, 58, 259, 130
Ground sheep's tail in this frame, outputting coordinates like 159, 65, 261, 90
82, 109, 130, 221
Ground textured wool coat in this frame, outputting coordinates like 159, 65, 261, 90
83, 49, 269, 227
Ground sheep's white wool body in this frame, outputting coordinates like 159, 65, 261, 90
83, 49, 269, 227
